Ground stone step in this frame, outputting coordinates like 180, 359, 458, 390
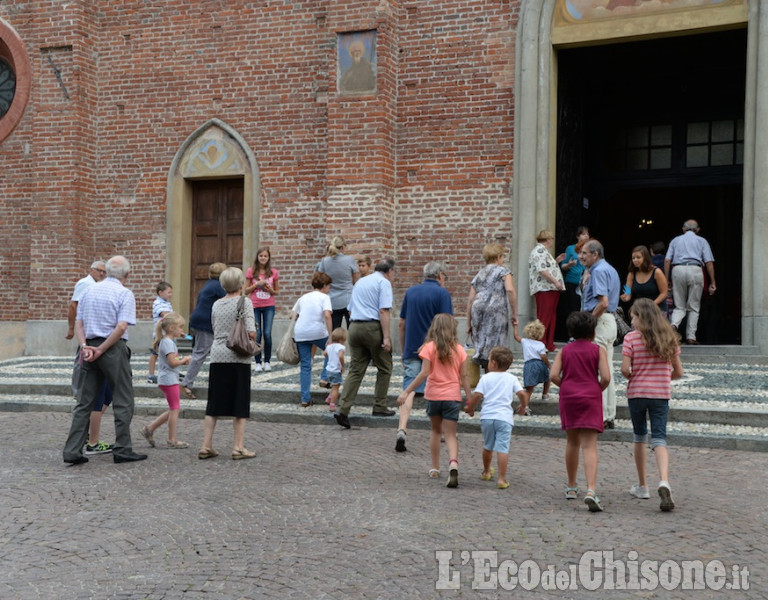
2, 394, 766, 453
2, 381, 767, 427
2, 354, 766, 451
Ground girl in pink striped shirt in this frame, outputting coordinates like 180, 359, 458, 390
621, 298, 684, 511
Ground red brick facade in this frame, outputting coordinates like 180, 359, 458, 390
0, 1, 518, 326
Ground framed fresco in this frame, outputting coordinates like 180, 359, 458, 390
338, 30, 377, 96
552, 0, 747, 45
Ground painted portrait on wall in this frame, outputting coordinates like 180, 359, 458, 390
338, 30, 377, 96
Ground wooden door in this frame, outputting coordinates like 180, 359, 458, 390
190, 179, 244, 313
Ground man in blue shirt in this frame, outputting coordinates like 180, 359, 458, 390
181, 262, 227, 398
664, 219, 717, 344
334, 257, 396, 429
395, 261, 453, 451
579, 240, 620, 429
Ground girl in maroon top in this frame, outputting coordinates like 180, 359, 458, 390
550, 311, 611, 512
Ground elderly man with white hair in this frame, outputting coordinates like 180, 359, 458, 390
664, 219, 717, 345
579, 240, 620, 429
63, 255, 146, 465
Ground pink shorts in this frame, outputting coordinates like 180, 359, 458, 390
159, 384, 181, 411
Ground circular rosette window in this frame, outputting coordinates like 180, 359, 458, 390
0, 18, 31, 144
0, 57, 16, 118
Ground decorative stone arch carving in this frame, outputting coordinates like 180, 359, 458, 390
0, 17, 32, 143
166, 118, 261, 317
512, 0, 768, 350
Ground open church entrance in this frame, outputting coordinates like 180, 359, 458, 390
555, 29, 746, 344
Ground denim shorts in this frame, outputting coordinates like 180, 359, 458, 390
425, 400, 461, 422
628, 398, 669, 447
326, 371, 343, 386
91, 380, 113, 412
402, 357, 425, 395
523, 359, 549, 387
481, 419, 513, 453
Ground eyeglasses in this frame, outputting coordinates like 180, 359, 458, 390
95, 269, 107, 275
439, 272, 448, 280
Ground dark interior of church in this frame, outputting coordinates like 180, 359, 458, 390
555, 28, 747, 343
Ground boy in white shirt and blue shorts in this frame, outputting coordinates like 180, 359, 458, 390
464, 346, 528, 489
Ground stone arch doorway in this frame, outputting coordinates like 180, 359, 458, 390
166, 119, 261, 319
513, 0, 768, 351
555, 29, 746, 344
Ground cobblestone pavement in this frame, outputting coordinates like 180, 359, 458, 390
1, 412, 765, 599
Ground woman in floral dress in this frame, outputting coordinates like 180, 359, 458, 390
528, 230, 566, 352
466, 243, 518, 371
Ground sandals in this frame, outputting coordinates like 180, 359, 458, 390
480, 466, 496, 481
182, 386, 196, 399
584, 489, 604, 512
565, 485, 579, 500
497, 481, 510, 490
140, 425, 155, 448
232, 448, 256, 460
197, 447, 219, 460
319, 381, 331, 389
446, 461, 459, 488
167, 440, 189, 449
428, 468, 441, 478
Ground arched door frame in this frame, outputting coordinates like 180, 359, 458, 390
165, 118, 261, 319
513, 0, 768, 351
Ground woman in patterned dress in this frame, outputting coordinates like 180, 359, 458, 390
466, 243, 518, 371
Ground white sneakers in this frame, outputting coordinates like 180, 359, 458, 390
263, 362, 271, 372
658, 481, 675, 511
253, 363, 263, 372
630, 482, 675, 511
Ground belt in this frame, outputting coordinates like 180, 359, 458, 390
673, 262, 701, 267
86, 337, 108, 344
350, 319, 378, 323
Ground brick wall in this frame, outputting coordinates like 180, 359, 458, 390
0, 0, 518, 329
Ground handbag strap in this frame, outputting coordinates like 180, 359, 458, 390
235, 295, 246, 320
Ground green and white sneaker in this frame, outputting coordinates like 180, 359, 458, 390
84, 441, 114, 455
